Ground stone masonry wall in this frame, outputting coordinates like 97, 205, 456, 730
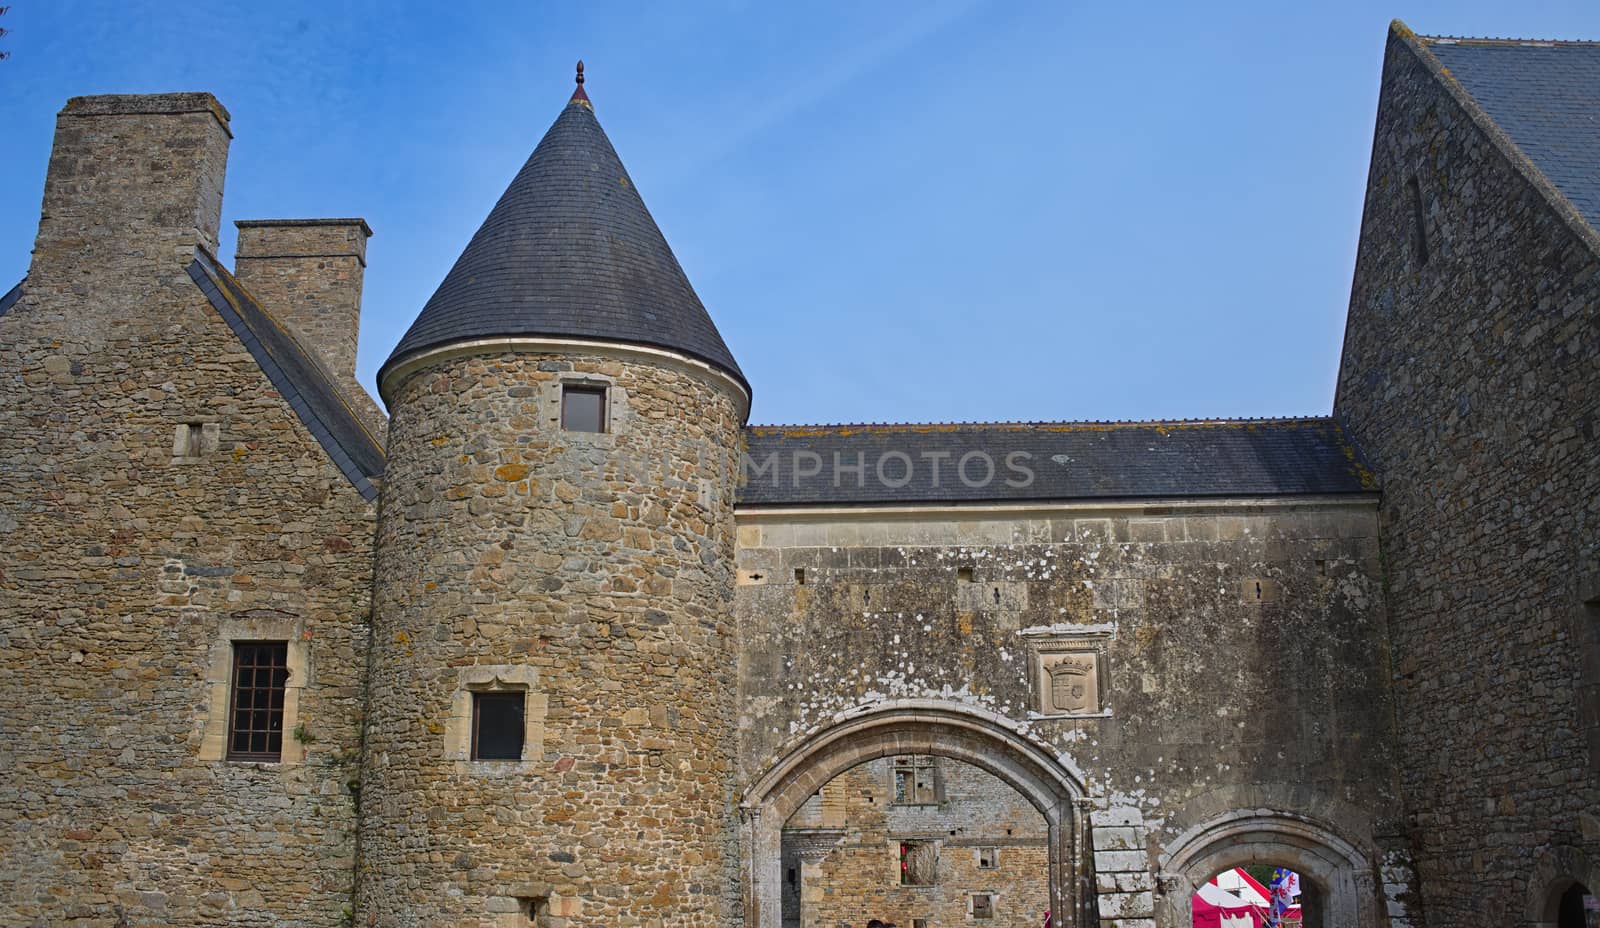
786, 758, 1050, 928
361, 349, 744, 928
0, 94, 376, 927
735, 500, 1406, 927
1334, 27, 1600, 926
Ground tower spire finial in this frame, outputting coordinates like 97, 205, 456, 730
570, 59, 591, 105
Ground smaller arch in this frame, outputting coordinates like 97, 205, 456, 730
1525, 845, 1600, 927
740, 700, 1085, 928
1158, 809, 1378, 928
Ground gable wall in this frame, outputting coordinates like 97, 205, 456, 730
0, 100, 376, 928
1335, 29, 1600, 926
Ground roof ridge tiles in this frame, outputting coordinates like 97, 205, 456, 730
1422, 34, 1600, 48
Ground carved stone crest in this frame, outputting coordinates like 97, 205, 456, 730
1019, 624, 1112, 717
1041, 652, 1099, 714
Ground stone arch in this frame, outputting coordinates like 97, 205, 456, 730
740, 699, 1087, 928
1156, 809, 1378, 928
1525, 845, 1600, 927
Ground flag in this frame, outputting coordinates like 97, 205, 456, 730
1266, 868, 1299, 927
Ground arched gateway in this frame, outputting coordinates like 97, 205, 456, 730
740, 700, 1087, 928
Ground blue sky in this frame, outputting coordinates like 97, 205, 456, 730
5, 2, 1599, 425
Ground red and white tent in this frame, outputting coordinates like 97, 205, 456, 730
1191, 868, 1300, 928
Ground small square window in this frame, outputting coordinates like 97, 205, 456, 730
561, 385, 607, 433
977, 846, 998, 869
971, 893, 994, 919
227, 641, 289, 761
472, 691, 525, 760
899, 841, 936, 886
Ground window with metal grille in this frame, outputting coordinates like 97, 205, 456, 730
561, 385, 607, 433
227, 641, 289, 761
899, 841, 937, 886
892, 754, 940, 805
472, 691, 525, 760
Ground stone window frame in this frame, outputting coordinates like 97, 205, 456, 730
199, 611, 309, 766
1019, 625, 1113, 719
444, 665, 548, 774
544, 372, 627, 443
969, 891, 998, 920
976, 846, 999, 870
894, 838, 939, 887
170, 419, 221, 462
891, 753, 944, 806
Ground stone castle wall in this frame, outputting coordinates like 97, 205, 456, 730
0, 95, 376, 927
734, 500, 1409, 926
360, 348, 745, 927
1335, 28, 1600, 926
786, 758, 1050, 928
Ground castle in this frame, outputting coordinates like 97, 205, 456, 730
1, 20, 1596, 928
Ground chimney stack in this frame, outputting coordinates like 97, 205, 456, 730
30, 93, 231, 285
233, 218, 373, 382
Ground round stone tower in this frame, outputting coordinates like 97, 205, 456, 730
360, 66, 749, 928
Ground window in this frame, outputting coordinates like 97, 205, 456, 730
971, 893, 994, 920
561, 385, 607, 433
893, 755, 940, 805
1407, 176, 1430, 266
227, 641, 289, 761
977, 846, 998, 869
472, 691, 525, 760
899, 841, 937, 886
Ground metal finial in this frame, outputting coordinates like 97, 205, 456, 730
576, 60, 585, 85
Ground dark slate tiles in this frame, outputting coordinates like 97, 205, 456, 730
1427, 39, 1600, 230
380, 97, 745, 393
737, 418, 1376, 506
0, 278, 23, 319
187, 252, 384, 501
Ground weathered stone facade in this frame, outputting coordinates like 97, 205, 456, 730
735, 502, 1405, 927
0, 95, 376, 927
360, 348, 746, 927
5, 22, 1600, 928
1334, 25, 1600, 927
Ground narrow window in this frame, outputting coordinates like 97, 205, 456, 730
472, 691, 525, 760
794, 568, 806, 586
912, 919, 929, 928
1408, 177, 1430, 265
892, 754, 940, 805
523, 895, 548, 923
227, 641, 289, 761
971, 893, 994, 919
561, 385, 607, 433
899, 841, 936, 886
977, 846, 998, 869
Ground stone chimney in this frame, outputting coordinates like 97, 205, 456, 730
30, 93, 232, 285
233, 218, 372, 381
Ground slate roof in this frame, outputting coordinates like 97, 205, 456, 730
187, 251, 385, 501
0, 278, 22, 319
381, 85, 744, 398
1423, 36, 1600, 229
738, 418, 1376, 507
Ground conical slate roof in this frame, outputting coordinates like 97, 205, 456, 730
381, 75, 744, 397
